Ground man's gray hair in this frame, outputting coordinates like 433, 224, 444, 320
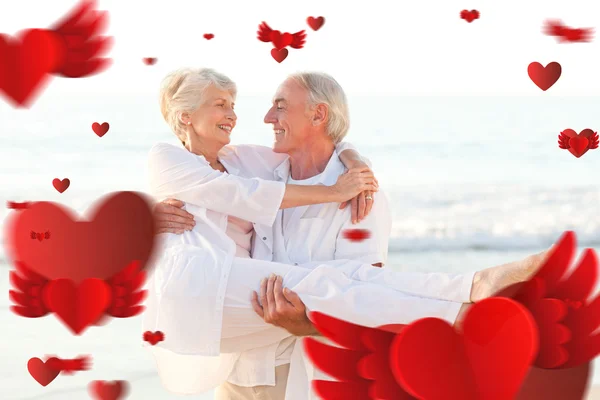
288, 72, 350, 144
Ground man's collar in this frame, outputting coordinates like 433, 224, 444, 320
275, 149, 344, 185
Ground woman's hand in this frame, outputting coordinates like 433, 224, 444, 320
339, 161, 378, 224
332, 167, 378, 204
153, 199, 195, 234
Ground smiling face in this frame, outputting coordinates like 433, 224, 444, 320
184, 84, 237, 149
264, 78, 314, 154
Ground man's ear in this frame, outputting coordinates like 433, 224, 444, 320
312, 104, 328, 126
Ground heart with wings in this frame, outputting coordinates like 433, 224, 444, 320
257, 21, 306, 63
305, 231, 598, 400
5, 191, 156, 335
558, 129, 599, 158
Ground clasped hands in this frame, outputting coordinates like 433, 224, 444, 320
251, 273, 319, 337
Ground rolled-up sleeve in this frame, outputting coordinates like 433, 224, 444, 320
148, 143, 285, 226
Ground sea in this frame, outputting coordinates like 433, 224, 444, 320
0, 92, 599, 399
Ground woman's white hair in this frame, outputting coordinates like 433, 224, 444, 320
159, 68, 237, 145
288, 71, 350, 144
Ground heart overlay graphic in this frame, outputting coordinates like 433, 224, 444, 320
27, 357, 60, 386
390, 298, 538, 400
528, 62, 561, 91
558, 128, 598, 158
0, 29, 65, 107
89, 380, 129, 400
4, 191, 156, 284
143, 331, 165, 345
92, 122, 110, 137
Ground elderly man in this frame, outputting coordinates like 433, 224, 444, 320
153, 72, 549, 400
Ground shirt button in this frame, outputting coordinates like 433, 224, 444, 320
262, 237, 267, 240
294, 263, 298, 266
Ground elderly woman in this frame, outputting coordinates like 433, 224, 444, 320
144, 67, 546, 397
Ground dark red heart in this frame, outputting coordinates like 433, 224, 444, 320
52, 178, 70, 193
560, 129, 596, 158
43, 278, 111, 335
390, 297, 538, 400
4, 191, 156, 284
36, 232, 43, 242
528, 61, 561, 91
307, 16, 325, 31
460, 10, 480, 23
143, 330, 165, 345
142, 57, 157, 65
271, 48, 289, 63
342, 229, 371, 242
92, 122, 110, 137
0, 29, 66, 107
203, 33, 214, 40
27, 357, 60, 386
89, 380, 129, 400
270, 31, 293, 50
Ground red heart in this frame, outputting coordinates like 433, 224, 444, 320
89, 380, 128, 400
460, 10, 480, 23
528, 61, 562, 91
52, 178, 70, 193
142, 57, 157, 65
4, 191, 156, 284
270, 31, 293, 50
390, 298, 538, 400
0, 29, 66, 107
143, 330, 165, 345
27, 357, 60, 386
307, 16, 325, 31
92, 122, 110, 137
271, 48, 289, 63
36, 232, 43, 242
203, 33, 214, 40
342, 229, 371, 242
43, 278, 111, 334
560, 128, 596, 158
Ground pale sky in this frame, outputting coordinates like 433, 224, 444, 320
1, 0, 600, 97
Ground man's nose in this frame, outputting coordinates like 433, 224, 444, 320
264, 109, 276, 124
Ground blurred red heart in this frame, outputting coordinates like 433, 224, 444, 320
390, 298, 538, 400
203, 33, 214, 40
43, 278, 111, 334
52, 178, 70, 193
460, 10, 480, 23
142, 57, 157, 65
271, 48, 288, 63
307, 16, 325, 31
4, 191, 156, 284
143, 330, 165, 345
89, 380, 129, 400
27, 357, 60, 386
270, 31, 293, 50
342, 229, 371, 242
0, 29, 66, 107
92, 122, 110, 137
528, 62, 561, 91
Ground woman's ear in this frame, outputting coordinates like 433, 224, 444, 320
179, 112, 190, 126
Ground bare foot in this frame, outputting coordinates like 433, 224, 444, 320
469, 249, 551, 303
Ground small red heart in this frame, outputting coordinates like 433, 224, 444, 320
142, 57, 157, 65
391, 297, 538, 400
27, 357, 60, 386
342, 229, 371, 242
528, 61, 561, 91
560, 128, 596, 158
43, 278, 111, 335
36, 232, 43, 242
460, 10, 480, 23
52, 178, 70, 193
203, 33, 214, 40
0, 29, 66, 107
307, 16, 325, 31
92, 122, 110, 137
89, 380, 128, 400
270, 31, 293, 50
270, 48, 289, 63
143, 330, 165, 345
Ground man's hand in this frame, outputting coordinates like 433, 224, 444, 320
153, 199, 195, 234
251, 274, 319, 336
338, 160, 377, 224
